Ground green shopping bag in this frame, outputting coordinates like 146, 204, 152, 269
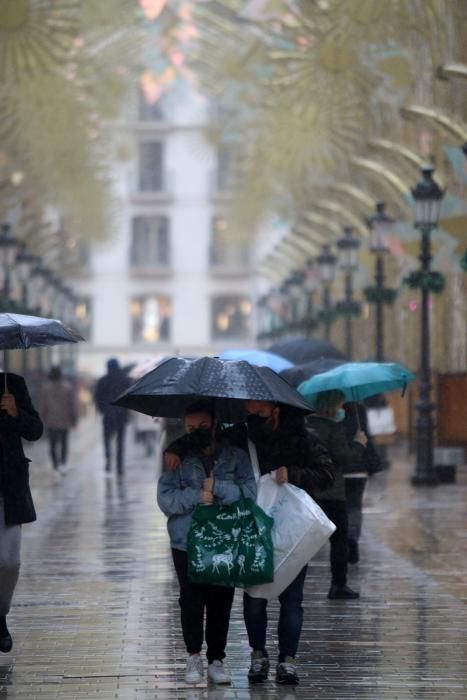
187, 498, 274, 587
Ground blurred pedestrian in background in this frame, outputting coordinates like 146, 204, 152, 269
94, 358, 130, 475
40, 366, 78, 473
0, 371, 43, 653
306, 390, 367, 600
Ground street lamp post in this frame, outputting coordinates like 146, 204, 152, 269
303, 259, 318, 337
336, 227, 361, 359
317, 244, 337, 340
367, 202, 396, 362
410, 165, 445, 486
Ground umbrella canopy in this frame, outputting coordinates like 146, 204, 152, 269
219, 349, 294, 372
114, 355, 313, 421
269, 336, 345, 364
298, 362, 416, 404
0, 313, 84, 349
281, 357, 345, 388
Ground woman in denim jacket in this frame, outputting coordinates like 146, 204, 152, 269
157, 400, 256, 686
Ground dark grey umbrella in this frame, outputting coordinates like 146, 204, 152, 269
281, 357, 345, 388
0, 313, 84, 390
113, 355, 313, 421
268, 336, 345, 364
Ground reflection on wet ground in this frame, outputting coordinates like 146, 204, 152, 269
2, 418, 467, 698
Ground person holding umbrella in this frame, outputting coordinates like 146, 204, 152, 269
0, 371, 43, 652
306, 390, 367, 600
165, 400, 335, 686
157, 399, 256, 686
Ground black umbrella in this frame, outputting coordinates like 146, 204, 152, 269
0, 313, 84, 390
281, 357, 345, 388
113, 356, 313, 421
268, 336, 345, 365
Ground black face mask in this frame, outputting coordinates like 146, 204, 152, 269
246, 413, 274, 439
188, 427, 213, 450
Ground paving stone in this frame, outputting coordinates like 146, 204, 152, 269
2, 419, 466, 698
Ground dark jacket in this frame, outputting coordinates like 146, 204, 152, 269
0, 373, 43, 525
167, 409, 334, 497
306, 414, 366, 501
94, 368, 130, 428
343, 403, 382, 477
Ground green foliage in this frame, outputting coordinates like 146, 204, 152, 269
403, 270, 445, 294
363, 286, 398, 304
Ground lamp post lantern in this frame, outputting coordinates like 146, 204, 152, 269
317, 244, 337, 340
336, 227, 361, 359
367, 202, 396, 362
411, 165, 445, 486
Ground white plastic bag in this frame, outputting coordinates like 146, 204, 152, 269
246, 472, 336, 599
367, 407, 396, 436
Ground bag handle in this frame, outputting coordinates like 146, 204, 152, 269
248, 439, 261, 483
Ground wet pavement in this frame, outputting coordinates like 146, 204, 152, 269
2, 417, 467, 699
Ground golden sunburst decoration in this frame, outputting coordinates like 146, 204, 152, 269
0, 0, 80, 82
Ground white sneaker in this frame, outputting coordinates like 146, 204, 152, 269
185, 654, 204, 684
207, 660, 231, 684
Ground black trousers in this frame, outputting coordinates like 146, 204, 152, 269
316, 499, 349, 587
172, 548, 235, 663
344, 477, 367, 541
48, 429, 68, 469
103, 420, 126, 472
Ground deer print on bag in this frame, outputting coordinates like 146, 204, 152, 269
212, 550, 234, 574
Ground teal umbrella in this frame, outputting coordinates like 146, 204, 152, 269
298, 362, 416, 404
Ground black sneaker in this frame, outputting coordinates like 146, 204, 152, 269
0, 616, 12, 654
276, 657, 299, 685
248, 651, 269, 683
328, 584, 360, 600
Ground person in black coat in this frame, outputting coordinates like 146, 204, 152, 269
342, 402, 382, 564
94, 358, 130, 474
0, 372, 43, 653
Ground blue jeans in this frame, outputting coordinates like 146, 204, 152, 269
243, 565, 308, 662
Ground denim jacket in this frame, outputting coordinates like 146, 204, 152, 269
157, 445, 256, 551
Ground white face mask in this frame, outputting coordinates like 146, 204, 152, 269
334, 408, 346, 423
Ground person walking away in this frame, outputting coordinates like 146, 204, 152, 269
165, 401, 335, 686
342, 402, 381, 564
157, 400, 256, 685
40, 366, 78, 473
0, 372, 43, 652
306, 390, 367, 600
94, 358, 130, 474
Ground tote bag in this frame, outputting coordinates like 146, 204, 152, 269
246, 441, 335, 599
187, 497, 274, 588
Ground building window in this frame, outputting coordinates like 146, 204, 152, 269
130, 216, 170, 266
131, 296, 172, 343
209, 217, 249, 266
138, 142, 164, 191
138, 90, 165, 121
211, 296, 252, 340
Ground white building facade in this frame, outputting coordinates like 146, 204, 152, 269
73, 82, 256, 377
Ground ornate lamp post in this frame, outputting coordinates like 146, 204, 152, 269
410, 165, 445, 486
0, 224, 19, 302
303, 258, 318, 337
286, 270, 305, 334
336, 227, 361, 359
365, 202, 397, 362
317, 244, 337, 340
